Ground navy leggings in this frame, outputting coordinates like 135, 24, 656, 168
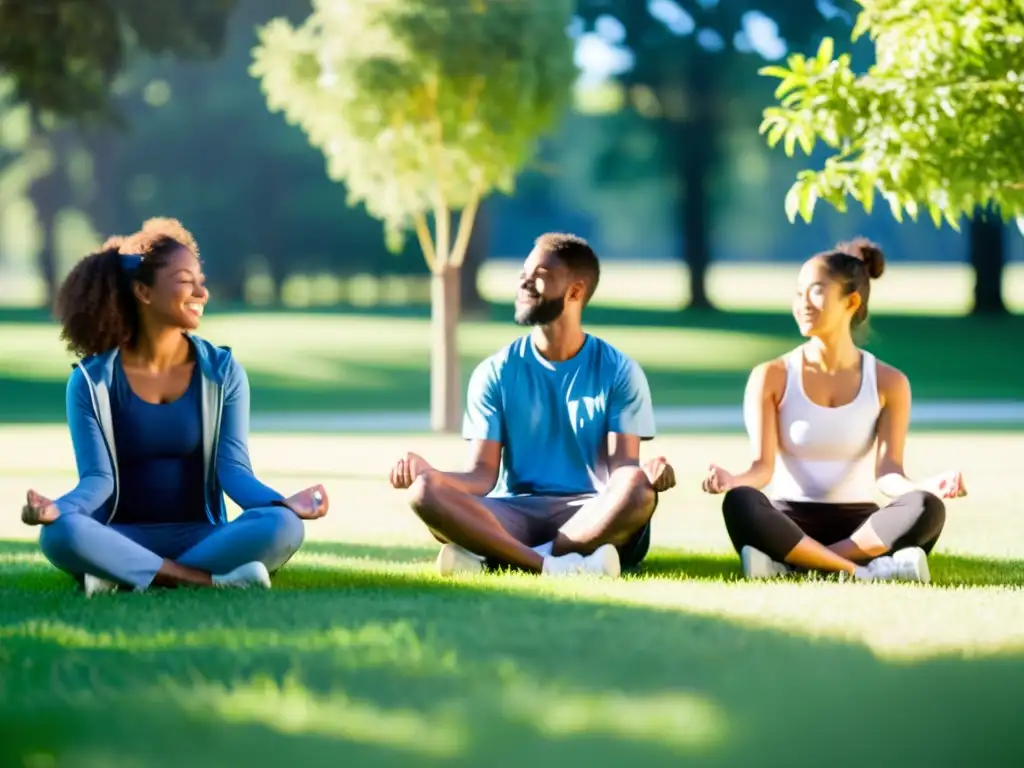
721, 486, 946, 561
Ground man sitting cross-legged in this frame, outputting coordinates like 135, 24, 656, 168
389, 233, 676, 578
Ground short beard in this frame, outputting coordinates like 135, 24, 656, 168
514, 295, 565, 326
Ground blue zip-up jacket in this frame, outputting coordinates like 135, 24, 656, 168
56, 334, 283, 524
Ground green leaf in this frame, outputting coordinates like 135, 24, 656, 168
774, 75, 805, 100
944, 208, 962, 231
929, 202, 944, 228
798, 182, 818, 223
780, 91, 803, 109
758, 65, 792, 79
904, 197, 919, 221
796, 125, 815, 155
784, 183, 802, 223
757, 115, 779, 135
816, 37, 835, 67
783, 125, 798, 157
885, 192, 904, 223
858, 174, 876, 215
766, 121, 786, 148
852, 10, 871, 41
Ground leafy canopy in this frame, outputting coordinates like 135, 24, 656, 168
758, 0, 1024, 230
251, 0, 575, 255
0, 0, 237, 123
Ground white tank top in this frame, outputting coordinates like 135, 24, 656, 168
755, 347, 881, 503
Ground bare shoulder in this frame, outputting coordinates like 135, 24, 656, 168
748, 357, 788, 399
874, 358, 910, 404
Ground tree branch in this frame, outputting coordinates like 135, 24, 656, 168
413, 212, 436, 272
824, 74, 1024, 105
450, 188, 481, 269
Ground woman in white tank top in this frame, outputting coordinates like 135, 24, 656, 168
701, 238, 966, 583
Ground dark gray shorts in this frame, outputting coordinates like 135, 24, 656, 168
477, 493, 653, 570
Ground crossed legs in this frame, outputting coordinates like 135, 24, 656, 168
408, 466, 657, 573
39, 506, 305, 590
721, 486, 946, 576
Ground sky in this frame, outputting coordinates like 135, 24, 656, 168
571, 0, 852, 85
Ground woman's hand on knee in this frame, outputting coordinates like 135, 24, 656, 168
279, 484, 329, 520
701, 465, 735, 495
917, 470, 967, 499
22, 489, 60, 526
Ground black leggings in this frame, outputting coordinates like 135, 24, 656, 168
722, 486, 946, 562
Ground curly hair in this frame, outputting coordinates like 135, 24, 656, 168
54, 218, 200, 358
534, 232, 601, 303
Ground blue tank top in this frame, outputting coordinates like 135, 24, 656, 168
111, 360, 207, 525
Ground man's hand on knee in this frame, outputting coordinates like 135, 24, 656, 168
389, 452, 434, 490
642, 456, 676, 493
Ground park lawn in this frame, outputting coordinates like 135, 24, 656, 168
2, 429, 1023, 767
0, 308, 1022, 423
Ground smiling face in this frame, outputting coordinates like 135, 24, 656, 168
513, 246, 587, 326
792, 257, 860, 338
132, 246, 208, 331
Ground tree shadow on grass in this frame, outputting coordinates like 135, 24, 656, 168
4, 541, 1024, 766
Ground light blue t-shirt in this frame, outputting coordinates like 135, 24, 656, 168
462, 334, 656, 497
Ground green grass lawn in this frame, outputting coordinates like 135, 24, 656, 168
2, 429, 1023, 766
1, 307, 1022, 423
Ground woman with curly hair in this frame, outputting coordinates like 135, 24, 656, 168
701, 238, 965, 583
21, 218, 329, 596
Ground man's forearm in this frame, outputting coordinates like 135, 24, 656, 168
435, 469, 496, 497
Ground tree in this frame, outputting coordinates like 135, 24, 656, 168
0, 0, 237, 124
759, 0, 1024, 314
0, 0, 239, 299
251, 0, 575, 431
573, 1, 841, 309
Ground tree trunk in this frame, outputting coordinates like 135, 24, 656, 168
968, 211, 1007, 315
431, 266, 461, 432
671, 56, 717, 311
28, 124, 72, 303
460, 199, 490, 318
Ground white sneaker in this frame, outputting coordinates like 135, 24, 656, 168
891, 547, 931, 584
212, 561, 271, 590
83, 573, 118, 598
860, 549, 929, 584
740, 546, 791, 579
436, 543, 485, 576
542, 544, 621, 578
861, 555, 897, 581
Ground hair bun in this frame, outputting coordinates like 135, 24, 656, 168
838, 236, 886, 280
